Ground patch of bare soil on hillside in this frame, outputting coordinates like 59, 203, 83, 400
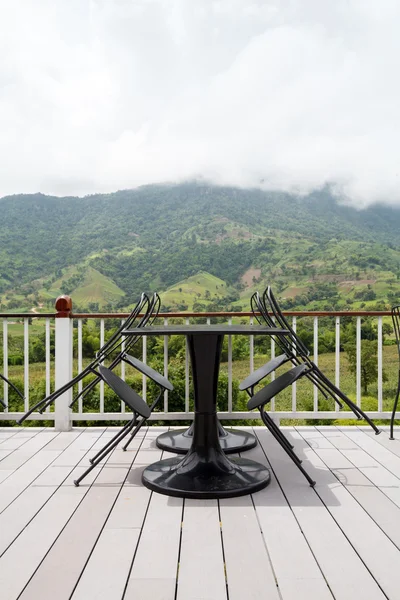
241, 268, 261, 288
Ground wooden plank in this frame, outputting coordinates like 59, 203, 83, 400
314, 427, 400, 549
294, 427, 400, 600
0, 428, 42, 451
256, 428, 386, 600
0, 447, 62, 513
0, 430, 58, 471
19, 427, 153, 600
0, 428, 24, 443
176, 499, 226, 600
0, 429, 100, 556
220, 494, 279, 600
362, 427, 400, 459
0, 485, 90, 600
245, 438, 333, 600
123, 436, 182, 600
0, 430, 110, 600
340, 428, 400, 483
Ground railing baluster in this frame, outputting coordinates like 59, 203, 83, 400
99, 319, 105, 413
77, 319, 83, 413
185, 317, 189, 413
121, 319, 126, 381
335, 316, 340, 411
356, 316, 361, 407
292, 317, 297, 412
24, 318, 29, 411
228, 317, 232, 414
45, 318, 51, 408
313, 317, 318, 412
270, 332, 275, 412
164, 317, 168, 414
249, 316, 254, 374
3, 318, 8, 409
120, 319, 126, 414
142, 332, 147, 405
378, 316, 383, 412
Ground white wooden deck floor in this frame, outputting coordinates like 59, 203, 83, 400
1, 425, 400, 600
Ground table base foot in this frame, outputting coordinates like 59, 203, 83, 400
142, 456, 270, 499
156, 427, 257, 455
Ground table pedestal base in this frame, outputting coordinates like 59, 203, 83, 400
142, 454, 270, 499
156, 422, 257, 455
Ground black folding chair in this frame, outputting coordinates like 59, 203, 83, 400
248, 287, 380, 435
245, 363, 316, 486
74, 364, 173, 486
16, 293, 159, 424
68, 292, 161, 410
390, 305, 400, 440
0, 373, 25, 409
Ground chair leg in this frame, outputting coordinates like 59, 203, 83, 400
260, 411, 316, 487
261, 411, 303, 464
88, 419, 136, 464
262, 411, 295, 452
390, 376, 400, 440
122, 391, 163, 452
74, 418, 142, 487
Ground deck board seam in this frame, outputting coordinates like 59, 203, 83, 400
253, 427, 335, 599
11, 428, 114, 599
0, 430, 66, 511
0, 427, 47, 467
316, 426, 400, 520
69, 427, 150, 600
0, 428, 112, 559
294, 427, 392, 599
121, 431, 167, 600
338, 427, 400, 483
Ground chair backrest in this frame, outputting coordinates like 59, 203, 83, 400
263, 286, 310, 358
96, 293, 150, 361
122, 292, 161, 354
392, 305, 400, 359
251, 291, 297, 359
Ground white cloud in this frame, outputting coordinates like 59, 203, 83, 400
0, 0, 399, 205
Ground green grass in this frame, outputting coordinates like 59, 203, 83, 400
161, 271, 231, 310
40, 266, 125, 309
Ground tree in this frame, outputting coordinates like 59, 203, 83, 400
345, 340, 387, 395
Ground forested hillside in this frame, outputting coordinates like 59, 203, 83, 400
1, 182, 400, 312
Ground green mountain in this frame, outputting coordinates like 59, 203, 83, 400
1, 182, 400, 311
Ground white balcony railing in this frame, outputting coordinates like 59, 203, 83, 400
0, 299, 397, 431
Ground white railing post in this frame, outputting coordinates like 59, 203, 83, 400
54, 296, 73, 431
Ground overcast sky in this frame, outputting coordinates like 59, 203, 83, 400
0, 0, 399, 206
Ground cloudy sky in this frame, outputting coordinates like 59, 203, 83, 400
0, 0, 399, 206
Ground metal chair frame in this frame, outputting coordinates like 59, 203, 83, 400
245, 363, 316, 486
73, 364, 172, 486
16, 293, 160, 424
69, 293, 161, 409
261, 287, 380, 435
0, 373, 25, 409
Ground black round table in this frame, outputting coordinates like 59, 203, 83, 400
122, 324, 287, 499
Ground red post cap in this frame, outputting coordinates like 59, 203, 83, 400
55, 295, 72, 317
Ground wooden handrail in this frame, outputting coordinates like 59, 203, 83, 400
0, 310, 393, 319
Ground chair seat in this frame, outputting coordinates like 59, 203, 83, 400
239, 354, 290, 391
122, 354, 173, 391
247, 364, 309, 411
98, 365, 151, 418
